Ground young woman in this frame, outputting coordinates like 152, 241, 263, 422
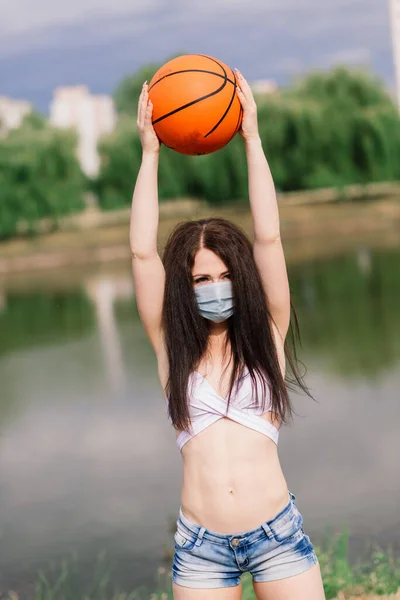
130, 71, 326, 600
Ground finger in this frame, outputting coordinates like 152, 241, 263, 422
235, 69, 247, 86
236, 70, 253, 100
138, 81, 148, 125
137, 88, 143, 124
144, 99, 154, 126
234, 70, 244, 91
141, 82, 149, 123
235, 72, 251, 106
237, 72, 251, 97
137, 84, 145, 125
235, 73, 246, 98
235, 85, 246, 107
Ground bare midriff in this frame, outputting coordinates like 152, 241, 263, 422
176, 414, 289, 534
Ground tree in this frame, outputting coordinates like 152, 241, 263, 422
0, 124, 85, 239
20, 110, 47, 130
113, 53, 184, 116
114, 63, 162, 116
290, 65, 394, 110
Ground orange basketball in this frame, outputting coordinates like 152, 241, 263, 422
148, 54, 243, 155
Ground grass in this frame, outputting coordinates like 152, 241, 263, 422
3, 530, 400, 600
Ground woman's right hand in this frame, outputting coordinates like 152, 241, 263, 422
137, 82, 160, 155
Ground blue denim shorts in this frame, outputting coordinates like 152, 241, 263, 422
172, 490, 319, 588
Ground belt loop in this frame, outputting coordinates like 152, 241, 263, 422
261, 522, 274, 540
195, 526, 206, 547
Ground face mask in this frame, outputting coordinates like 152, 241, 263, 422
194, 280, 234, 323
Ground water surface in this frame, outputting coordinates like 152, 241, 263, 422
0, 243, 399, 594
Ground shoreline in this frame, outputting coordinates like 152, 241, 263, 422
3, 540, 400, 600
0, 190, 399, 280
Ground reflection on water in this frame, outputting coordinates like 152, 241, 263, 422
84, 276, 133, 393
290, 248, 400, 377
0, 245, 399, 593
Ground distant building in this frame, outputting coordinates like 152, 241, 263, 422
389, 0, 400, 107
250, 79, 278, 97
49, 85, 117, 178
0, 96, 32, 135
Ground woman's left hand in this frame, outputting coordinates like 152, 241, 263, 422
235, 69, 260, 143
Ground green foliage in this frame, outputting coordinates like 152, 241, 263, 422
93, 117, 200, 210
95, 65, 400, 206
291, 66, 394, 110
314, 529, 400, 599
5, 532, 399, 599
114, 63, 161, 116
91, 117, 142, 210
194, 135, 248, 204
21, 110, 47, 130
316, 529, 356, 598
0, 123, 85, 240
34, 551, 118, 600
113, 53, 184, 116
3, 65, 400, 240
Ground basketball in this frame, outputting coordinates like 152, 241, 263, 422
148, 54, 243, 156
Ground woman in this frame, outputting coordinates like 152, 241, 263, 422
130, 71, 326, 599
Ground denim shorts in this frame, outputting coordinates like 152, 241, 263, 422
172, 490, 319, 588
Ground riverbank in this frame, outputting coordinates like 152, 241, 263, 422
0, 186, 399, 279
2, 532, 400, 600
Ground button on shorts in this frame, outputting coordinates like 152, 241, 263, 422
172, 490, 319, 588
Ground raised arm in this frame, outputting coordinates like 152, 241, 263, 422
130, 82, 165, 354
236, 70, 291, 343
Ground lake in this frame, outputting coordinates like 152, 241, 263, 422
0, 238, 399, 596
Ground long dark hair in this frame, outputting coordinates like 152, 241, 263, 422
162, 217, 312, 434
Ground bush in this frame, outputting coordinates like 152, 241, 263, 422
0, 124, 85, 240
93, 65, 400, 206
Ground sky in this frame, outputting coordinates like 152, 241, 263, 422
0, 0, 395, 113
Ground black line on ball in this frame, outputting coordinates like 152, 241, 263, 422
204, 65, 237, 138
226, 105, 243, 145
197, 58, 241, 139
150, 56, 240, 146
233, 66, 243, 135
234, 105, 243, 134
180, 54, 229, 82
195, 54, 228, 78
149, 68, 235, 92
152, 68, 228, 126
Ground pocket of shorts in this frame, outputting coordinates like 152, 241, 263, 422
272, 507, 304, 544
173, 525, 197, 551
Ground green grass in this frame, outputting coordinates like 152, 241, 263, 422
4, 530, 400, 600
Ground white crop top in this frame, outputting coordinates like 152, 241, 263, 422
166, 366, 280, 452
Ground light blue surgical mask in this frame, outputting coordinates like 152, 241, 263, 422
194, 280, 234, 323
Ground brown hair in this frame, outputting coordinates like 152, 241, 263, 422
162, 217, 312, 434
